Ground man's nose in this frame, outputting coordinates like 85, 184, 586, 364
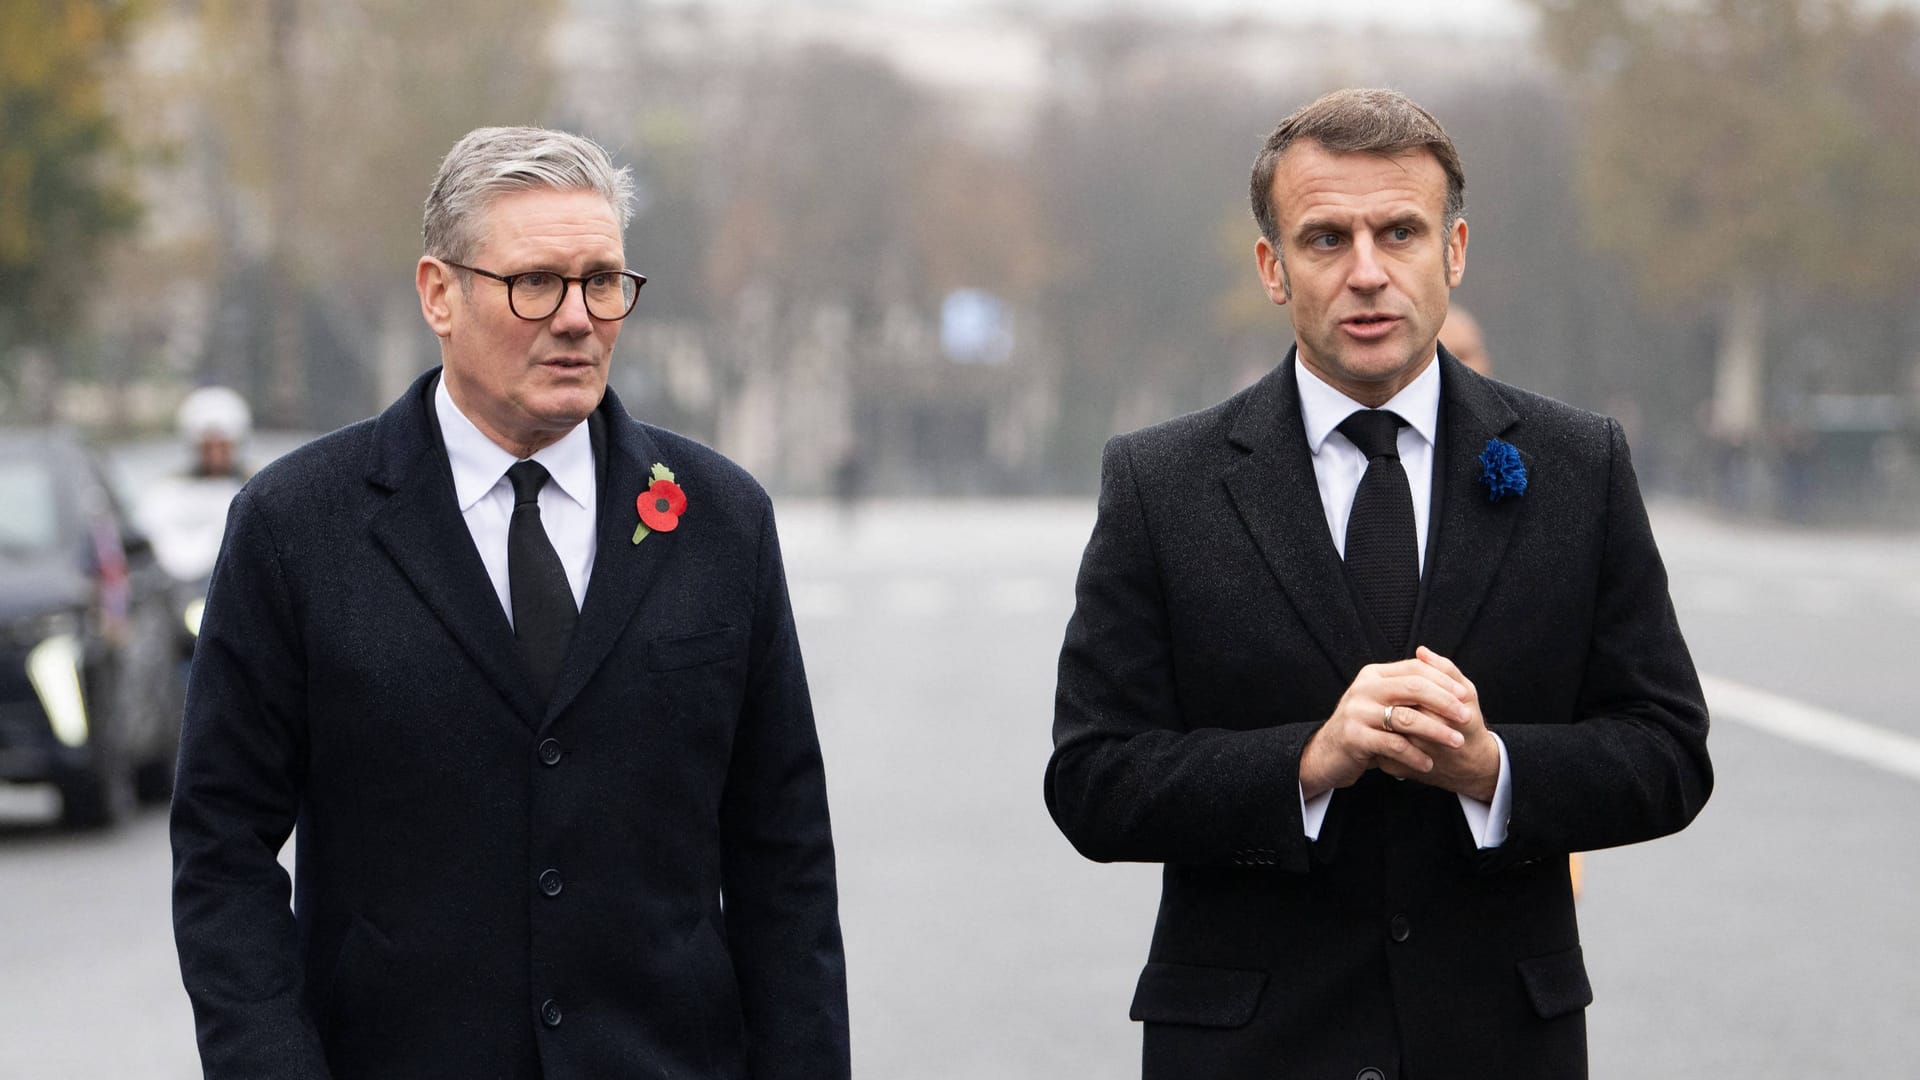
1346, 238, 1389, 291
548, 280, 595, 335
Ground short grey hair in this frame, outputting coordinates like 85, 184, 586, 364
422, 126, 635, 263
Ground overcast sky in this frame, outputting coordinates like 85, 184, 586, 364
991, 0, 1532, 34
690, 0, 1537, 35
670, 0, 1920, 35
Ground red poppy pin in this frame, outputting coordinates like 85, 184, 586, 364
632, 463, 686, 544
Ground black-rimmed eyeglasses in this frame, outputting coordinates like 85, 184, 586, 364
443, 260, 647, 321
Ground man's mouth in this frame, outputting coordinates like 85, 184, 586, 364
1341, 314, 1400, 340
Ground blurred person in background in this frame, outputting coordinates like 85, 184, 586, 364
1439, 305, 1491, 376
170, 126, 848, 1080
1047, 88, 1711, 1080
137, 386, 252, 596
178, 385, 252, 481
1439, 308, 1589, 898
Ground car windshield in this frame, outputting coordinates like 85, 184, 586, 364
0, 457, 62, 558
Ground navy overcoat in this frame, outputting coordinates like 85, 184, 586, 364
173, 370, 848, 1079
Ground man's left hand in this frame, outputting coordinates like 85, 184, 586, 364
1377, 646, 1500, 801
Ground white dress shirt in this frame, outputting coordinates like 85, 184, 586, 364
1293, 355, 1511, 848
435, 377, 597, 623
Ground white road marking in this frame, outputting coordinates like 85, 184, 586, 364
1702, 674, 1920, 784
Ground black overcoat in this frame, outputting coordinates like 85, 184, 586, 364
1047, 349, 1713, 1080
172, 370, 848, 1079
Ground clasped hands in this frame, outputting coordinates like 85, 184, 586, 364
1299, 646, 1500, 803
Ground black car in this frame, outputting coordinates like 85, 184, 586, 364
0, 430, 184, 827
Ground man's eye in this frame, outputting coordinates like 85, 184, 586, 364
585, 272, 618, 289
515, 271, 556, 289
1388, 226, 1414, 242
1309, 234, 1342, 250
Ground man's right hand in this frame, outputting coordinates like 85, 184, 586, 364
1298, 657, 1471, 799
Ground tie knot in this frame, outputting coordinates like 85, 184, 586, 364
1337, 410, 1406, 461
506, 460, 552, 507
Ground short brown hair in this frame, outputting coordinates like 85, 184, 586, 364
1250, 88, 1466, 244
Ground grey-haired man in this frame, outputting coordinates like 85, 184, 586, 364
172, 127, 849, 1079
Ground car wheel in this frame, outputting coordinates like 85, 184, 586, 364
132, 656, 184, 806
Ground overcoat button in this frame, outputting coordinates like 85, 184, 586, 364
1357, 1068, 1386, 1080
1389, 915, 1411, 943
540, 998, 562, 1027
539, 869, 564, 897
538, 739, 562, 766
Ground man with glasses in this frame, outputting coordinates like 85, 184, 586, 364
172, 127, 849, 1079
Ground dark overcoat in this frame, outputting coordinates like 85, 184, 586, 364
172, 370, 848, 1079
1047, 349, 1713, 1080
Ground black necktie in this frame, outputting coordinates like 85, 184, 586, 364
506, 461, 577, 701
1337, 409, 1418, 653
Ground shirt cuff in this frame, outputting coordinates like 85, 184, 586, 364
1457, 731, 1512, 849
1301, 784, 1333, 840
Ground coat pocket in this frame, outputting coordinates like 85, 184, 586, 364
319, 914, 398, 1038
1516, 945, 1593, 1020
646, 626, 741, 671
1129, 962, 1267, 1028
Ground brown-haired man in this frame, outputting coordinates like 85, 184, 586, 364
1047, 88, 1711, 1079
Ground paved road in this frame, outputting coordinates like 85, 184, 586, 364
1580, 505, 1920, 1078
1, 498, 1914, 1077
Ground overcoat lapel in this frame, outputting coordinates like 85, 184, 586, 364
1413, 351, 1523, 659
1222, 354, 1375, 680
541, 387, 670, 728
367, 370, 545, 729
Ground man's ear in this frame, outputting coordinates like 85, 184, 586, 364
417, 257, 457, 339
1445, 218, 1468, 288
1255, 235, 1290, 307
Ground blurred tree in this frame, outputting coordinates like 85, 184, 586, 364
0, 0, 143, 409
1526, 0, 1920, 447
1033, 18, 1278, 484
700, 45, 928, 318
588, 22, 1072, 490
193, 0, 560, 426
909, 137, 1056, 305
687, 46, 930, 479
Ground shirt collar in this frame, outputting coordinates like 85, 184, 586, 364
1295, 350, 1442, 455
435, 375, 595, 513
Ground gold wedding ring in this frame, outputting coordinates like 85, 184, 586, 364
1383, 704, 1397, 730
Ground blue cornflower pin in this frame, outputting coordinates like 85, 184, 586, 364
1478, 439, 1527, 502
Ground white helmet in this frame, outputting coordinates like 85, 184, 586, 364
177, 386, 252, 444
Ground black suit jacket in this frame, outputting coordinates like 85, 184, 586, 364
1047, 350, 1712, 1080
172, 370, 848, 1079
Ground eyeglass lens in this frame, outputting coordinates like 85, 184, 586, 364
510, 272, 639, 320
